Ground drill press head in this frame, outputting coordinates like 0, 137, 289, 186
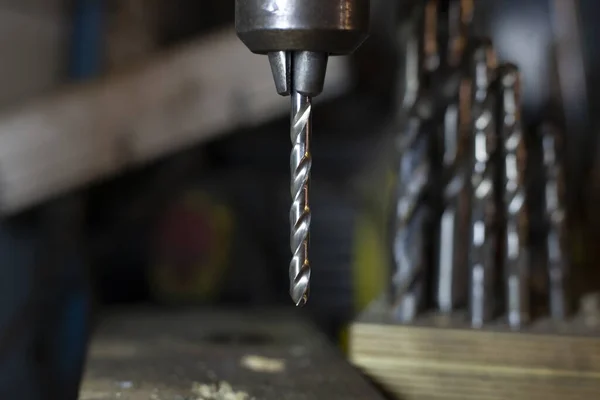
235, 0, 370, 96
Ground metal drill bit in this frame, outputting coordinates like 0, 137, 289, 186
468, 40, 498, 328
498, 64, 530, 329
392, 205, 429, 322
391, 117, 431, 322
540, 123, 571, 320
289, 89, 312, 307
402, 0, 440, 110
390, 4, 434, 322
435, 79, 472, 313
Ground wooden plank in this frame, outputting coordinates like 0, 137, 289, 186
80, 308, 385, 400
349, 298, 600, 400
0, 27, 350, 216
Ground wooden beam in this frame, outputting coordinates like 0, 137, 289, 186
0, 27, 350, 215
350, 298, 600, 400
80, 308, 385, 399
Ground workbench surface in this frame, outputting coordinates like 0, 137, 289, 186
80, 308, 384, 400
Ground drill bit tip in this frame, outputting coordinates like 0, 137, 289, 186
290, 268, 310, 307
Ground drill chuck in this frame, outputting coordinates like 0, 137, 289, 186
235, 0, 370, 55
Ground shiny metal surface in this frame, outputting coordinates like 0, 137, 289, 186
391, 117, 431, 322
268, 51, 292, 95
289, 91, 312, 306
390, 5, 434, 322
401, 0, 439, 111
540, 123, 571, 320
468, 40, 498, 328
268, 50, 329, 98
392, 205, 428, 322
435, 78, 471, 314
292, 51, 329, 96
499, 64, 530, 329
235, 0, 370, 54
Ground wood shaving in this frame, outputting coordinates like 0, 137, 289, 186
240, 355, 286, 373
191, 381, 252, 400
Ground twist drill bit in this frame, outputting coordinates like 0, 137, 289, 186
468, 40, 498, 328
540, 123, 571, 319
391, 117, 431, 322
390, 4, 435, 321
402, 0, 440, 110
498, 64, 530, 329
435, 78, 472, 313
392, 206, 429, 322
289, 89, 312, 307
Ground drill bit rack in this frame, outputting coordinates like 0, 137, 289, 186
387, 0, 560, 330
350, 1, 593, 398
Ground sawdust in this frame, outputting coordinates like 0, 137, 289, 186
239, 355, 286, 373
191, 381, 253, 400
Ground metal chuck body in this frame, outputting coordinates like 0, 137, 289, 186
235, 0, 371, 305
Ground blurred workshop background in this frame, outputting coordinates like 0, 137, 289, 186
0, 0, 599, 399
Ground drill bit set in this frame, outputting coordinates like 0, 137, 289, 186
389, 0, 572, 329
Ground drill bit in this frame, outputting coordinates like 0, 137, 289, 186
468, 40, 498, 328
540, 123, 571, 319
390, 3, 434, 322
435, 78, 472, 314
498, 64, 530, 329
289, 86, 313, 307
402, 0, 439, 109
391, 117, 431, 322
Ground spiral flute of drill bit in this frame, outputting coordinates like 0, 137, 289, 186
402, 0, 440, 110
540, 124, 570, 319
391, 118, 430, 322
468, 41, 498, 328
435, 79, 472, 313
499, 64, 530, 329
289, 91, 312, 307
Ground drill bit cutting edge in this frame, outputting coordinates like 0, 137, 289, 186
234, 0, 370, 306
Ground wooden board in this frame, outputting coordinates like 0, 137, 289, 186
80, 308, 385, 400
0, 27, 350, 216
349, 298, 600, 400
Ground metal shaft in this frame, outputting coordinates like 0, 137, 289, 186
468, 41, 498, 327
499, 64, 530, 329
390, 2, 434, 322
435, 80, 472, 313
391, 117, 430, 322
540, 123, 571, 319
289, 91, 312, 306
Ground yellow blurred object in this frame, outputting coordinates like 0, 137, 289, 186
352, 214, 388, 312
342, 163, 396, 353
